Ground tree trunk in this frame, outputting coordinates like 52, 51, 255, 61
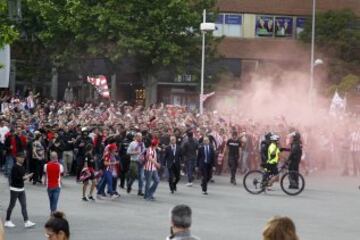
50, 67, 58, 100
144, 74, 157, 107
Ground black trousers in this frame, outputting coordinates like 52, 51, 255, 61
201, 164, 212, 192
33, 159, 45, 183
6, 190, 29, 221
289, 160, 300, 186
119, 157, 130, 188
168, 164, 180, 191
228, 156, 238, 181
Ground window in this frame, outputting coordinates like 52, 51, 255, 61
175, 74, 193, 83
213, 13, 243, 37
224, 14, 243, 37
255, 15, 274, 37
213, 14, 224, 37
275, 17, 293, 37
296, 17, 306, 38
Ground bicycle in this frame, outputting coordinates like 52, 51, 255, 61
243, 162, 305, 196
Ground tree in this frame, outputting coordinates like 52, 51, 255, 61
300, 10, 360, 85
328, 74, 360, 95
18, 0, 218, 104
0, 1, 19, 68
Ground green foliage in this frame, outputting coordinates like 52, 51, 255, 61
20, 0, 217, 76
300, 10, 360, 84
328, 74, 360, 95
0, 1, 19, 48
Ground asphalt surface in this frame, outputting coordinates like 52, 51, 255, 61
1, 171, 359, 240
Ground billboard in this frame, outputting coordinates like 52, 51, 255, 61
296, 17, 306, 37
275, 16, 293, 37
256, 15, 274, 37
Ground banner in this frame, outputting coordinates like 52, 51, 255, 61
200, 91, 215, 103
329, 91, 346, 117
87, 75, 110, 98
296, 17, 306, 37
225, 15, 242, 25
0, 45, 10, 88
256, 15, 274, 37
275, 17, 293, 37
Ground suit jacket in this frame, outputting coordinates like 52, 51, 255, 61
164, 144, 182, 168
197, 144, 215, 168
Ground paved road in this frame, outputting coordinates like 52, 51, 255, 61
1, 172, 359, 240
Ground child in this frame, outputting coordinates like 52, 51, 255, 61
81, 144, 96, 201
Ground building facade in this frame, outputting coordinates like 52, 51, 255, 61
9, 0, 360, 105
157, 0, 360, 107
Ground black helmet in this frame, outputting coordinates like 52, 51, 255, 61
265, 132, 272, 140
293, 132, 301, 141
126, 131, 134, 141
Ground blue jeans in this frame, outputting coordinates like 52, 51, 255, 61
47, 188, 61, 213
144, 170, 160, 199
186, 159, 196, 183
137, 162, 144, 193
5, 155, 15, 177
97, 170, 114, 196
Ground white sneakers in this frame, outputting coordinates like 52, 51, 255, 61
4, 220, 36, 228
4, 221, 16, 228
25, 220, 36, 228
186, 182, 193, 187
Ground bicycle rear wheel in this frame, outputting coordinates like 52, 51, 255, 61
243, 170, 266, 194
280, 171, 305, 196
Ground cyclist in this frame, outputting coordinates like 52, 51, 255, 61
260, 132, 272, 168
263, 134, 282, 188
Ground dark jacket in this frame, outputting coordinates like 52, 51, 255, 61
181, 137, 198, 161
197, 144, 215, 168
164, 144, 182, 168
260, 139, 270, 164
288, 140, 302, 163
5, 134, 23, 156
166, 230, 200, 240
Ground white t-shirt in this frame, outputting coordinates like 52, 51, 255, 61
0, 126, 10, 144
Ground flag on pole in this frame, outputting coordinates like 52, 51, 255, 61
329, 91, 346, 117
87, 75, 110, 98
200, 91, 215, 103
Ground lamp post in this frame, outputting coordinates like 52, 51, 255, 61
309, 0, 321, 105
199, 9, 215, 115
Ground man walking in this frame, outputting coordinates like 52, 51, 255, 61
44, 152, 64, 214
164, 136, 182, 194
4, 152, 36, 228
225, 132, 241, 185
127, 132, 146, 196
350, 126, 360, 176
144, 139, 161, 201
197, 137, 215, 195
181, 131, 198, 187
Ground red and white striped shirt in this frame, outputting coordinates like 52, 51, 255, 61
144, 147, 157, 171
350, 131, 360, 152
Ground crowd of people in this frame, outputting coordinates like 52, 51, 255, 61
0, 90, 358, 236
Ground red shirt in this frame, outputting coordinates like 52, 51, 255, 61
44, 161, 64, 189
47, 131, 55, 141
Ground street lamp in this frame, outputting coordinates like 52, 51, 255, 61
199, 9, 215, 115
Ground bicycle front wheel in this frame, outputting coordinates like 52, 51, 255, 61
280, 171, 305, 196
243, 170, 266, 195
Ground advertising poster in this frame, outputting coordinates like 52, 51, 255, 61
275, 16, 293, 37
256, 15, 274, 37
